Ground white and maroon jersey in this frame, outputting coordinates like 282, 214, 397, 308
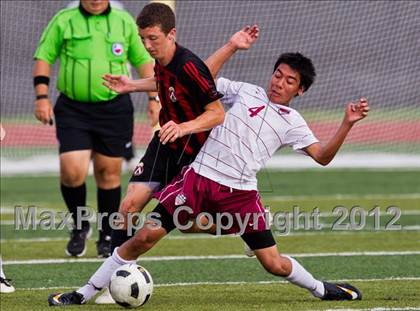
190, 77, 319, 190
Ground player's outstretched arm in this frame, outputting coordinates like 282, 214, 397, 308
205, 25, 259, 78
102, 74, 157, 94
304, 98, 370, 166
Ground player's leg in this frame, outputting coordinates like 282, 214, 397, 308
54, 95, 95, 257
94, 182, 155, 304
0, 255, 15, 293
92, 152, 123, 258
59, 150, 92, 257
110, 132, 171, 253
245, 232, 361, 300
47, 203, 174, 306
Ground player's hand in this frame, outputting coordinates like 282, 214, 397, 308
34, 98, 54, 125
345, 97, 369, 125
229, 25, 259, 50
159, 120, 185, 144
102, 74, 135, 94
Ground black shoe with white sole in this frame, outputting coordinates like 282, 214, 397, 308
322, 282, 362, 300
65, 224, 91, 257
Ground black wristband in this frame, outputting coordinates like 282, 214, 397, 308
33, 76, 50, 87
36, 94, 48, 100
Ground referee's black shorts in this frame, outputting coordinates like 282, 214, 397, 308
54, 93, 133, 157
129, 132, 195, 190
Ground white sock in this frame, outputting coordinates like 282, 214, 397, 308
77, 248, 136, 302
285, 256, 325, 298
0, 255, 5, 279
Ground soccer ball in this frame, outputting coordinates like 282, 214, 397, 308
109, 264, 153, 308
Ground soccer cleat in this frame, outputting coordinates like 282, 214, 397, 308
243, 208, 273, 257
322, 282, 362, 300
48, 291, 84, 306
95, 287, 115, 304
96, 235, 111, 258
65, 225, 92, 257
0, 277, 15, 293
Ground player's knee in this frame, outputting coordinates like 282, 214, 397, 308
60, 171, 85, 187
119, 196, 138, 215
95, 167, 121, 187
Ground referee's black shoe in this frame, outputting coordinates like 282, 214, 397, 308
322, 282, 362, 300
96, 234, 111, 258
65, 224, 91, 257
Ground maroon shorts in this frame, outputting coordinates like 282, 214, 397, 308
153, 167, 269, 235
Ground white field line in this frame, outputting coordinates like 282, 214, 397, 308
14, 277, 420, 291
1, 193, 419, 214
2, 225, 420, 243
4, 250, 420, 265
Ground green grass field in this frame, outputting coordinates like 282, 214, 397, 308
1, 169, 420, 310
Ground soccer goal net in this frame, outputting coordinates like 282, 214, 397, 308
1, 1, 419, 172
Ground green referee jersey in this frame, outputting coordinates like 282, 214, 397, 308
34, 4, 152, 102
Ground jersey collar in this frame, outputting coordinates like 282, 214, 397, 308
79, 3, 111, 17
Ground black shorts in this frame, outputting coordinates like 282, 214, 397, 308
129, 132, 195, 190
54, 94, 133, 157
241, 230, 276, 250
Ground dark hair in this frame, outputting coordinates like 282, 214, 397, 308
273, 52, 316, 92
136, 3, 175, 35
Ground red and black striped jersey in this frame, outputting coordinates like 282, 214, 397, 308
154, 44, 223, 157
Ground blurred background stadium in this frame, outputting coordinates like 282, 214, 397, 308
1, 0, 419, 174
1, 2, 420, 310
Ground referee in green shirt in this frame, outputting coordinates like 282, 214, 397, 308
33, 0, 158, 258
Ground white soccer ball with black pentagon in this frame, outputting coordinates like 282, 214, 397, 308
109, 264, 153, 308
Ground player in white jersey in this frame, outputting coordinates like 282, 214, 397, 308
191, 77, 319, 190
48, 26, 369, 305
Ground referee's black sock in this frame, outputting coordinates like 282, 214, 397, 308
60, 183, 88, 230
97, 186, 121, 240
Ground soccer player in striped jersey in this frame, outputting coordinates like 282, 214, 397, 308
48, 25, 368, 305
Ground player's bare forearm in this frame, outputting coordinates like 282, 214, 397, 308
132, 77, 157, 92
179, 101, 225, 135
159, 101, 225, 145
305, 98, 369, 166
205, 25, 259, 78
306, 122, 353, 166
102, 75, 157, 93
137, 62, 158, 98
147, 99, 161, 127
205, 42, 238, 78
